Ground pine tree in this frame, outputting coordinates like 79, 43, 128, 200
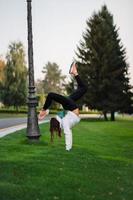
75, 5, 133, 120
2, 42, 28, 110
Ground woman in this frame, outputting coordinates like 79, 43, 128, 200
38, 62, 87, 151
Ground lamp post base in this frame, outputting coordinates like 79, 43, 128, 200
26, 99, 41, 140
27, 135, 40, 142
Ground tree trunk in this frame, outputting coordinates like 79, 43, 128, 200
110, 111, 115, 121
103, 111, 108, 121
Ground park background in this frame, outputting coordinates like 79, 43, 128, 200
0, 0, 133, 83
0, 0, 133, 200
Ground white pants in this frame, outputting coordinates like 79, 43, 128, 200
62, 111, 80, 151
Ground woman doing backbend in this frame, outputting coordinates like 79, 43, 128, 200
38, 62, 87, 151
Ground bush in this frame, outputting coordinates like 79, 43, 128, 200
0, 107, 27, 114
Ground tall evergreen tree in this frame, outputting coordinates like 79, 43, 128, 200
75, 5, 133, 120
2, 42, 28, 110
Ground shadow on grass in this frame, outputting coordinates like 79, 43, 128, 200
20, 139, 49, 147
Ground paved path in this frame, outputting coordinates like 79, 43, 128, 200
0, 116, 51, 129
0, 117, 50, 138
0, 114, 102, 138
0, 118, 27, 129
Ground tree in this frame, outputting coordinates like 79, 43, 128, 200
40, 62, 66, 109
0, 57, 5, 83
0, 57, 6, 102
35, 79, 44, 94
42, 62, 66, 94
35, 79, 45, 107
2, 42, 28, 110
75, 5, 133, 120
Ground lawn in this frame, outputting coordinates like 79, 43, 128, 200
0, 118, 133, 200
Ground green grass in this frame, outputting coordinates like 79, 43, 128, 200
0, 118, 133, 200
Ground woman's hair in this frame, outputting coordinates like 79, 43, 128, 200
50, 117, 61, 142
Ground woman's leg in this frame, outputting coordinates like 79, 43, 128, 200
39, 92, 78, 120
43, 92, 77, 111
68, 75, 87, 101
62, 116, 72, 151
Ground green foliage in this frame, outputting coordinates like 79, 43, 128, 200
0, 118, 133, 200
0, 107, 27, 114
35, 61, 67, 109
1, 42, 28, 109
66, 76, 75, 95
0, 58, 6, 101
75, 5, 133, 120
36, 93, 45, 107
42, 62, 66, 95
35, 79, 44, 94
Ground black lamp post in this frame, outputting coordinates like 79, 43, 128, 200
26, 0, 40, 140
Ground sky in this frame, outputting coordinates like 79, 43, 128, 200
0, 0, 133, 84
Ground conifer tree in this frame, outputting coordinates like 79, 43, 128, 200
75, 5, 132, 120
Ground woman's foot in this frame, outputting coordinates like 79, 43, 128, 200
69, 62, 78, 76
72, 108, 79, 116
38, 109, 49, 120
